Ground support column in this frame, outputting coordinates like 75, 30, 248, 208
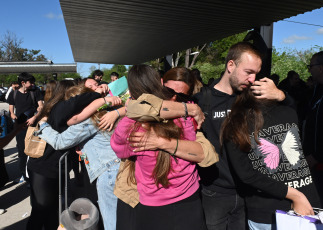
244, 23, 273, 77
260, 23, 273, 77
164, 55, 172, 73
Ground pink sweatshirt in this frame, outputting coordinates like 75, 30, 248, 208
111, 116, 200, 206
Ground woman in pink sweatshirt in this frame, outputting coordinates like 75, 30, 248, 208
111, 65, 206, 230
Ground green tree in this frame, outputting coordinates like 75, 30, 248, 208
0, 31, 47, 61
271, 46, 323, 82
88, 65, 128, 83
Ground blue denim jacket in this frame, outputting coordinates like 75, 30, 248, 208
36, 119, 120, 183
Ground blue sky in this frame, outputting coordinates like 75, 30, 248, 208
1, 1, 322, 78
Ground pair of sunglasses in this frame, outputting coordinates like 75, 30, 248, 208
164, 86, 191, 102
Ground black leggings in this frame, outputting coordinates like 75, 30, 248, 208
26, 169, 60, 230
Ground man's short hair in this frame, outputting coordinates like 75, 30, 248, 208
312, 51, 323, 65
110, 72, 119, 78
11, 81, 19, 86
225, 42, 262, 68
92, 70, 104, 78
18, 72, 35, 86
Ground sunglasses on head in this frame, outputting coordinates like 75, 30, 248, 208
164, 86, 191, 102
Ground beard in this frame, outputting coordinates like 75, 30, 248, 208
229, 72, 251, 94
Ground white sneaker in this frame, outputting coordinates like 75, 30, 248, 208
0, 209, 6, 215
14, 176, 25, 184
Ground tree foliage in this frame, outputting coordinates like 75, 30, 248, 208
271, 46, 323, 82
0, 31, 80, 86
88, 64, 129, 83
146, 30, 322, 85
0, 31, 47, 61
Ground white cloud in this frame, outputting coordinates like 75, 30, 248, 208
282, 35, 312, 44
44, 13, 63, 20
316, 28, 323, 35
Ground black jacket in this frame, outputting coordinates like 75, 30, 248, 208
303, 84, 323, 163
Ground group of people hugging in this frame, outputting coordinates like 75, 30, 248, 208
27, 42, 321, 230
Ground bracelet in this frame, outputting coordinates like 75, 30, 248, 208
170, 139, 179, 164
182, 102, 188, 120
114, 109, 120, 118
170, 139, 179, 157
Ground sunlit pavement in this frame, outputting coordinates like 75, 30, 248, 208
0, 102, 31, 230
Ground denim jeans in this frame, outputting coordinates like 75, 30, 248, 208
97, 161, 120, 230
248, 220, 276, 230
201, 188, 246, 230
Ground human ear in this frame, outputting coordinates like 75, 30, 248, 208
227, 60, 235, 74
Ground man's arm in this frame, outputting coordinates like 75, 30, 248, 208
26, 100, 43, 126
9, 105, 17, 120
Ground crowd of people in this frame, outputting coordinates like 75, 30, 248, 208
0, 42, 322, 230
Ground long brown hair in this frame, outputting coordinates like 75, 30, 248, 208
126, 65, 183, 187
37, 80, 75, 122
44, 80, 57, 102
220, 88, 264, 152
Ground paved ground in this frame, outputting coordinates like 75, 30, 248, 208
0, 102, 31, 230
0, 101, 100, 229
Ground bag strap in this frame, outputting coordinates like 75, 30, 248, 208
30, 91, 37, 107
13, 90, 17, 104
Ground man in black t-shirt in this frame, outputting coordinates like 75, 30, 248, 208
7, 72, 43, 183
194, 42, 292, 230
92, 69, 109, 85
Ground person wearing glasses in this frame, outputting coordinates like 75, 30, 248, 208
303, 51, 323, 207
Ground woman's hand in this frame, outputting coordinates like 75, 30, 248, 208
38, 117, 48, 126
187, 104, 205, 129
128, 125, 166, 152
26, 116, 36, 126
105, 96, 122, 107
287, 187, 314, 216
95, 84, 109, 95
99, 110, 119, 131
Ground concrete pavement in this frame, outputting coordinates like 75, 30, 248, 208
0, 101, 99, 229
0, 102, 31, 230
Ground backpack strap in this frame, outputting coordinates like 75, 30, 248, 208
30, 91, 37, 107
13, 90, 17, 104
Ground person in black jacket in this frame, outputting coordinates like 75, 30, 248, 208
303, 51, 323, 207
221, 88, 320, 229
7, 72, 43, 184
194, 42, 294, 230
